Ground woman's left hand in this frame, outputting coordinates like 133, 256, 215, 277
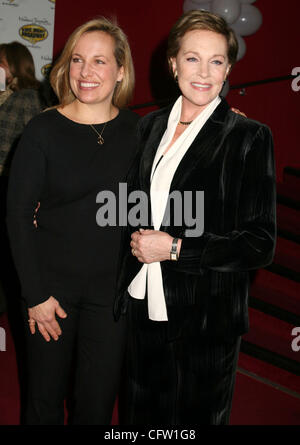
130, 229, 174, 263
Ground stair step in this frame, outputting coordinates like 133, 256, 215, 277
249, 295, 300, 327
0, 396, 20, 426
241, 340, 300, 377
277, 229, 300, 244
277, 204, 300, 237
231, 370, 300, 425
238, 351, 300, 394
243, 307, 300, 364
266, 263, 300, 283
277, 182, 300, 209
0, 315, 20, 400
250, 269, 300, 316
283, 166, 300, 189
273, 236, 300, 275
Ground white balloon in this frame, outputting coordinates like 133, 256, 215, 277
188, 0, 212, 3
231, 4, 263, 36
196, 2, 211, 12
183, 0, 211, 13
211, 0, 241, 24
198, 2, 211, 11
236, 34, 246, 61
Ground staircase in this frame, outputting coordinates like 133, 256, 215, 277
231, 166, 300, 425
1, 168, 300, 425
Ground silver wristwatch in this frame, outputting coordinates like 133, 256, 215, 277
170, 237, 179, 261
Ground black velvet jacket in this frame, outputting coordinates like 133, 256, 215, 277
114, 98, 276, 337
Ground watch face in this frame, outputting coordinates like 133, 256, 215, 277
170, 252, 178, 261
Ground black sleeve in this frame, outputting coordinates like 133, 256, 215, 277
115, 118, 145, 294
172, 125, 277, 274
6, 126, 48, 307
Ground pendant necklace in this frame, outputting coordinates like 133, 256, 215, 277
90, 121, 108, 145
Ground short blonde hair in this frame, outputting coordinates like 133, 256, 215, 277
167, 10, 238, 75
50, 17, 135, 108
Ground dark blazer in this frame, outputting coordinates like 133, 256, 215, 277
114, 98, 276, 337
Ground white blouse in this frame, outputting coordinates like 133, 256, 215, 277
128, 95, 221, 321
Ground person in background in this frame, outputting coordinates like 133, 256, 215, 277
0, 42, 47, 320
116, 10, 276, 425
6, 17, 139, 425
0, 41, 47, 176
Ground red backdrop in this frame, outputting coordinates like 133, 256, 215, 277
53, 0, 300, 181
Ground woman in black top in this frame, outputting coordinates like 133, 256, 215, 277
7, 17, 139, 425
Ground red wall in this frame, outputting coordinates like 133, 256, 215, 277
53, 0, 300, 181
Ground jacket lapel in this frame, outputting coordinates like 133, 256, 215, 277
136, 98, 232, 230
169, 98, 231, 193
139, 111, 170, 195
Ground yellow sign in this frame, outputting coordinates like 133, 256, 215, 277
41, 63, 52, 77
19, 25, 48, 45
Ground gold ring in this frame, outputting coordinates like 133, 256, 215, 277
132, 248, 136, 256
28, 319, 35, 324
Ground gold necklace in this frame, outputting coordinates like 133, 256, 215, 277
90, 122, 108, 145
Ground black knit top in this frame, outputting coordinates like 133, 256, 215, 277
7, 108, 140, 307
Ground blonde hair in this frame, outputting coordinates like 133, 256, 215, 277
50, 17, 135, 108
167, 10, 238, 75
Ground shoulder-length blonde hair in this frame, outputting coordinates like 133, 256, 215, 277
50, 17, 135, 109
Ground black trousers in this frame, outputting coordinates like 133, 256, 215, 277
22, 287, 126, 425
119, 297, 241, 425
